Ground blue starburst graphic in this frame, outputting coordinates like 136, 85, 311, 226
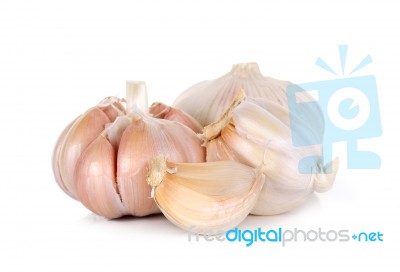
286, 45, 382, 171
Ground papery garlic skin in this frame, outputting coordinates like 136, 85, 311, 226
52, 82, 206, 218
147, 156, 264, 233
173, 62, 300, 126
203, 91, 338, 215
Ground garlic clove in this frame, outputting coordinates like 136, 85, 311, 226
58, 107, 111, 199
51, 117, 79, 199
74, 135, 125, 219
117, 116, 206, 217
238, 95, 324, 153
149, 102, 203, 133
231, 99, 323, 162
147, 156, 264, 233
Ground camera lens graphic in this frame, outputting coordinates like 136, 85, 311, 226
327, 87, 371, 131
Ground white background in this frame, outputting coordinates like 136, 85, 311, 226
1, 0, 399, 271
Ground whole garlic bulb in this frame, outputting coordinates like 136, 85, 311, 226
203, 90, 338, 215
173, 62, 300, 126
52, 81, 205, 218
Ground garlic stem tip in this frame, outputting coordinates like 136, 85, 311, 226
231, 62, 262, 77
125, 80, 148, 114
126, 80, 146, 88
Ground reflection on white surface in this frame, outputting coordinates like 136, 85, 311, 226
75, 194, 322, 237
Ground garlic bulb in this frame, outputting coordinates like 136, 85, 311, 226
173, 62, 306, 126
52, 81, 205, 218
52, 63, 339, 229
203, 90, 338, 215
146, 156, 264, 233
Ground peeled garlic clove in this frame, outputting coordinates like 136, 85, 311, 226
173, 62, 300, 126
117, 115, 206, 216
74, 135, 125, 219
149, 102, 203, 133
203, 91, 338, 215
147, 156, 264, 233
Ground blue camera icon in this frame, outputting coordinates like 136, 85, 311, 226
286, 75, 382, 171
